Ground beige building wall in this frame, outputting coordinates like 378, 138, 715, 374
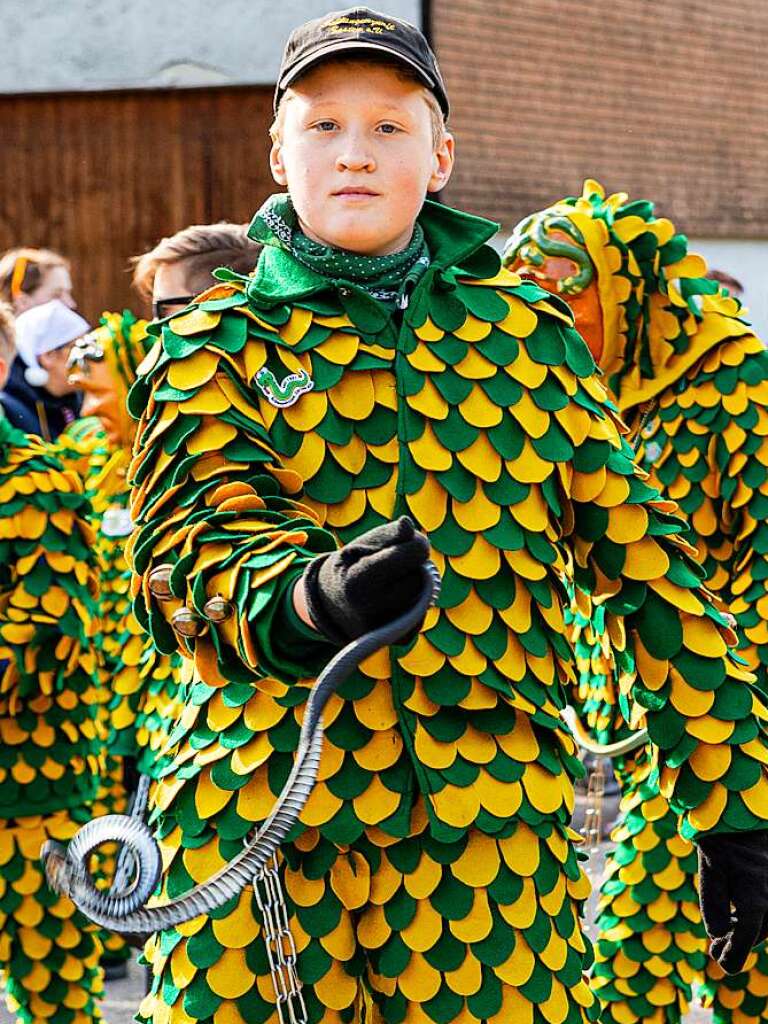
433, 0, 768, 239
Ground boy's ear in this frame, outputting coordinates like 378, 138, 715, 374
270, 140, 288, 187
427, 132, 455, 194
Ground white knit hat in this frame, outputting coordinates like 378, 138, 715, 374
14, 300, 90, 388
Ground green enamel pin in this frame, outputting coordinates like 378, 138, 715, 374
254, 367, 314, 408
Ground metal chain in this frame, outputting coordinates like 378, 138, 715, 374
253, 855, 309, 1024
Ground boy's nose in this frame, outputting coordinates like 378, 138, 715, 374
336, 144, 376, 173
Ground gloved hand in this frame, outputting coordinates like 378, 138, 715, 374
302, 516, 431, 644
698, 830, 768, 973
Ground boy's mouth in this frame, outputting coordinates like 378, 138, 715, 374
333, 187, 380, 198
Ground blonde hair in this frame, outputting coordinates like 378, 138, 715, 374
270, 56, 447, 150
131, 222, 262, 300
0, 301, 16, 362
0, 248, 70, 305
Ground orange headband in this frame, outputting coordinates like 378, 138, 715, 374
10, 257, 28, 300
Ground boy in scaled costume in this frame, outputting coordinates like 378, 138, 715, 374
128, 13, 768, 1024
0, 303, 104, 1024
506, 180, 768, 1024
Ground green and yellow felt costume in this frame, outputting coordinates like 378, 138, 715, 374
506, 179, 768, 1024
127, 194, 768, 1024
0, 411, 104, 1024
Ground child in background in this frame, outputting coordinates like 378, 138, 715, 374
131, 222, 262, 321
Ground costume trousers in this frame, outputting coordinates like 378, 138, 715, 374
592, 749, 768, 1024
0, 811, 104, 1024
139, 810, 598, 1024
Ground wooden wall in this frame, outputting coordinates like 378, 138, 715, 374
433, 0, 768, 238
0, 86, 276, 322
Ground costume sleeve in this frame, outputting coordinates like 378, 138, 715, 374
0, 445, 98, 689
555, 336, 768, 840
0, 440, 102, 807
126, 290, 337, 689
566, 585, 632, 746
641, 334, 768, 699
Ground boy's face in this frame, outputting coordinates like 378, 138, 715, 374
271, 61, 454, 256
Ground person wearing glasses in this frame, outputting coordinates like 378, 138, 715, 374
131, 222, 262, 320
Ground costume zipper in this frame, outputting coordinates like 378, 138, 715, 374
393, 291, 411, 518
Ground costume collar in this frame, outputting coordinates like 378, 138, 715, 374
246, 194, 500, 304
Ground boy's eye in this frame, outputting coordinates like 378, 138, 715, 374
377, 123, 400, 134
313, 121, 337, 132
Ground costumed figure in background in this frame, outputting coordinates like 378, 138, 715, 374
506, 179, 768, 1024
65, 312, 186, 975
118, 11, 768, 1024
0, 302, 104, 1024
1, 300, 86, 442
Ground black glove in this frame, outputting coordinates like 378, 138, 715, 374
698, 830, 768, 973
302, 516, 430, 644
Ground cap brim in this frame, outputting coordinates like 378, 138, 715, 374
277, 39, 447, 113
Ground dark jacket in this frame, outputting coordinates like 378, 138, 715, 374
0, 355, 82, 441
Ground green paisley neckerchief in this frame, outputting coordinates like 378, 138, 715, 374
252, 193, 430, 305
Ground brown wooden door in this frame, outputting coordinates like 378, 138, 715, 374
0, 86, 276, 322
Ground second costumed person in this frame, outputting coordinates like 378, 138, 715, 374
506, 180, 768, 1024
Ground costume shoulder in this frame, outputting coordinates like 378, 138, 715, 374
0, 419, 87, 514
406, 261, 620, 492
0, 422, 96, 653
647, 328, 768, 519
128, 275, 357, 494
450, 264, 595, 369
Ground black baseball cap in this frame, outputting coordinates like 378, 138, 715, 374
275, 7, 449, 118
